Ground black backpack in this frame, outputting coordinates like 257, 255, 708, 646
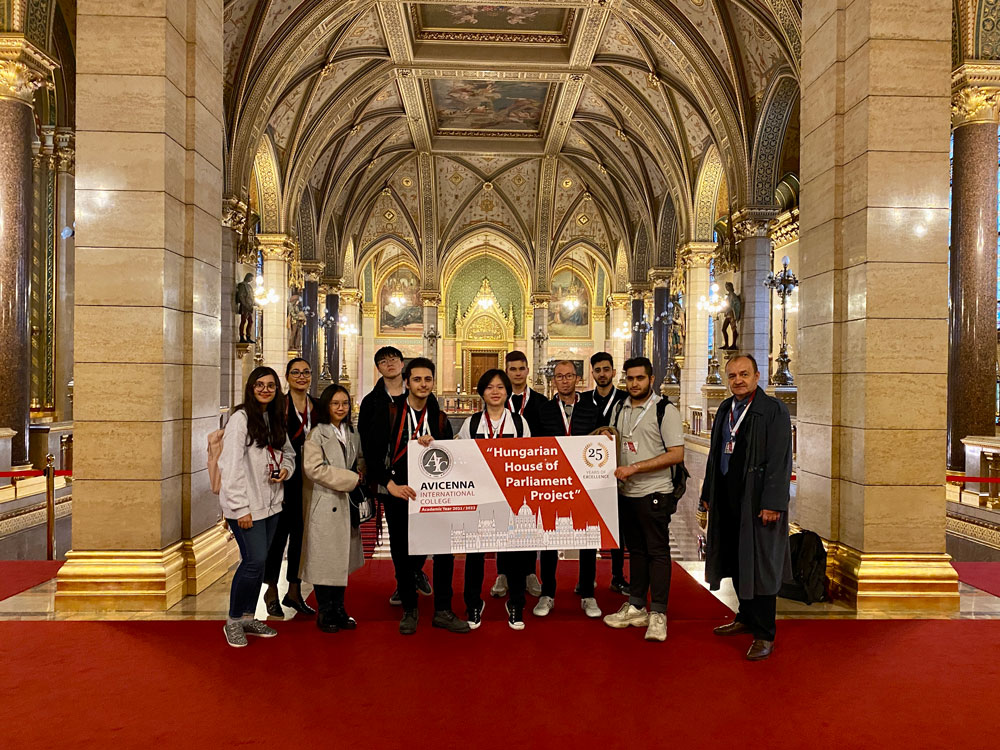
469, 411, 525, 438
610, 396, 689, 502
779, 530, 828, 604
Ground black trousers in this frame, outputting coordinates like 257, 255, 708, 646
382, 494, 428, 611
610, 546, 626, 581
432, 553, 485, 613
499, 551, 535, 609
731, 561, 777, 641
540, 549, 596, 598
619, 493, 673, 614
313, 584, 345, 614
264, 481, 304, 585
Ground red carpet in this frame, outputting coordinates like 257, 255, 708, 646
307, 558, 733, 622
0, 561, 63, 601
953, 562, 1000, 597
3, 617, 999, 748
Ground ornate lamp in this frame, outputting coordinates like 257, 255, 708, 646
697, 283, 724, 384
763, 255, 800, 386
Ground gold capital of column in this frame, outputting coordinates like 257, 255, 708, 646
341, 287, 363, 306
420, 290, 442, 306
0, 37, 57, 106
222, 196, 248, 231
733, 207, 778, 240
679, 241, 717, 268
628, 282, 651, 300
607, 292, 630, 310
952, 64, 1000, 128
530, 293, 551, 309
647, 267, 672, 288
301, 260, 324, 282
256, 233, 296, 261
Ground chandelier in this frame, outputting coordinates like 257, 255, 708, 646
562, 249, 582, 310
696, 283, 724, 315
253, 274, 279, 306
387, 244, 409, 307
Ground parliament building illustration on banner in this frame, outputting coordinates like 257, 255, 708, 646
450, 500, 601, 553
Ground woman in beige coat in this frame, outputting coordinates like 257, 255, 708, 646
301, 384, 366, 633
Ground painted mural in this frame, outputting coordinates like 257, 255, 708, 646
430, 80, 551, 135
549, 269, 590, 338
412, 5, 574, 44
379, 267, 423, 335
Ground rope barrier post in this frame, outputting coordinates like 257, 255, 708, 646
45, 454, 56, 561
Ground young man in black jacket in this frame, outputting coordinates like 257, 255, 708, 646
358, 346, 432, 604
366, 357, 469, 635
582, 352, 630, 594
534, 360, 603, 620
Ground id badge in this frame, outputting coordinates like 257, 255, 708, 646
723, 440, 734, 455
626, 441, 638, 454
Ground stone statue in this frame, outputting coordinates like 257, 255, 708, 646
235, 273, 255, 343
721, 281, 742, 350
288, 291, 306, 351
671, 301, 685, 357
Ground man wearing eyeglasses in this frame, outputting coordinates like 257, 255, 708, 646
534, 360, 602, 619
358, 346, 433, 604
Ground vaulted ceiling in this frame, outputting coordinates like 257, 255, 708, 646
223, 0, 800, 289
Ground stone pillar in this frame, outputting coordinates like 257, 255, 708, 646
59, 1, 235, 610
422, 290, 442, 360
649, 269, 671, 388
0, 40, 53, 465
220, 197, 247, 412
257, 234, 294, 379
798, 0, 956, 612
947, 79, 1000, 471
53, 131, 76, 422
680, 242, 715, 422
736, 209, 776, 380
318, 277, 339, 385
608, 293, 629, 382
301, 261, 323, 394
340, 289, 362, 396
629, 287, 648, 358
530, 294, 550, 390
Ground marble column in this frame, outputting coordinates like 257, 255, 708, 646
220, 197, 247, 413
947, 84, 1000, 471
0, 42, 52, 466
629, 287, 648, 358
649, 270, 671, 388
53, 132, 76, 422
257, 234, 294, 380
322, 282, 340, 386
680, 242, 715, 422
608, 293, 629, 381
736, 209, 776, 379
59, 1, 235, 610
340, 289, 362, 396
798, 0, 956, 611
530, 294, 550, 391
301, 261, 323, 394
422, 290, 442, 360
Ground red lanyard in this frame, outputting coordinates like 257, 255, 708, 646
507, 389, 529, 415
392, 406, 426, 464
483, 411, 507, 439
729, 392, 756, 440
558, 394, 578, 436
266, 444, 282, 469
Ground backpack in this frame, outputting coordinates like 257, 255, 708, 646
779, 530, 828, 604
610, 396, 689, 502
469, 411, 525, 438
207, 428, 225, 494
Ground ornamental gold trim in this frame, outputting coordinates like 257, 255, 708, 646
0, 34, 56, 106
952, 85, 1000, 128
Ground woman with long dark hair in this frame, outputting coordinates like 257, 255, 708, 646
263, 357, 319, 616
301, 384, 366, 632
219, 366, 296, 647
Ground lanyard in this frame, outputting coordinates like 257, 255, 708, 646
266, 444, 282, 469
558, 394, 578, 436
622, 396, 655, 438
392, 405, 427, 464
592, 390, 616, 418
729, 393, 755, 441
483, 410, 507, 439
287, 397, 311, 440
507, 388, 529, 415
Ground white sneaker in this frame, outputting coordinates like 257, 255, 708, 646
645, 612, 667, 642
532, 595, 554, 617
581, 597, 602, 618
526, 573, 542, 597
602, 602, 649, 629
490, 574, 508, 598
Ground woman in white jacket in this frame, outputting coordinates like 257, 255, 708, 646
219, 366, 296, 648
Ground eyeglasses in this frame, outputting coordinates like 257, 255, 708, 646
377, 357, 401, 365
254, 382, 277, 392
554, 374, 577, 381
289, 369, 311, 377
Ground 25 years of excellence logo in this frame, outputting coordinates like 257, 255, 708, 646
582, 441, 610, 469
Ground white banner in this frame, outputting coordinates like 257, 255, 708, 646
407, 435, 619, 555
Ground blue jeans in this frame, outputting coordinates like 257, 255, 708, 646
227, 515, 279, 619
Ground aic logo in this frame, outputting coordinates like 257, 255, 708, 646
420, 446, 453, 478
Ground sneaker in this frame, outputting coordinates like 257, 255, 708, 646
490, 574, 509, 598
389, 589, 402, 606
645, 612, 667, 642
415, 570, 433, 596
581, 597, 602, 618
399, 609, 419, 635
242, 618, 278, 638
506, 600, 525, 631
467, 599, 485, 630
223, 621, 248, 648
432, 609, 471, 633
573, 580, 598, 596
602, 602, 650, 629
609, 577, 630, 595
532, 595, 554, 617
526, 573, 542, 598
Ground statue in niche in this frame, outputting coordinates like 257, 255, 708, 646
235, 272, 255, 343
720, 282, 742, 350
288, 291, 306, 352
671, 301, 685, 357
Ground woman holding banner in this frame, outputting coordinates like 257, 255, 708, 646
457, 369, 533, 630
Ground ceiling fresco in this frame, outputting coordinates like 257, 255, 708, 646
428, 79, 554, 137
410, 4, 575, 44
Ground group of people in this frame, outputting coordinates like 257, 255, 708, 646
216, 344, 792, 661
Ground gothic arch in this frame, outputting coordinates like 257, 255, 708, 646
749, 75, 799, 208
693, 145, 725, 241
253, 134, 283, 233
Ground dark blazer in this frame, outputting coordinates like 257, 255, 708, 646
700, 386, 793, 599
537, 393, 600, 438
582, 387, 629, 429
284, 393, 320, 499
366, 396, 453, 489
507, 387, 545, 436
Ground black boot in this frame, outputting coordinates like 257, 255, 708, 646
316, 609, 339, 633
334, 607, 357, 630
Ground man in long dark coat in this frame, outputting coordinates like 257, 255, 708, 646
700, 354, 792, 660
